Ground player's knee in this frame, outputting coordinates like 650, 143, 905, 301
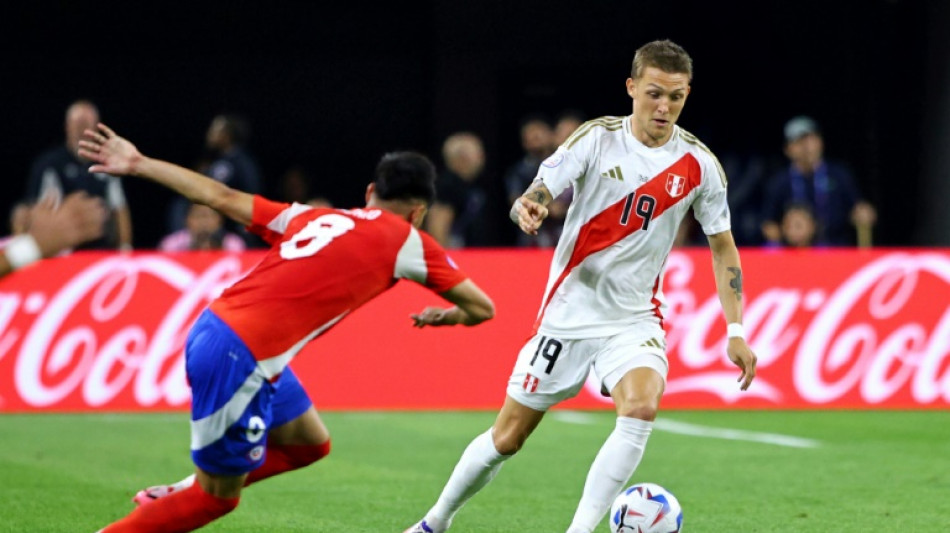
616, 398, 659, 421
491, 427, 528, 456
285, 440, 332, 468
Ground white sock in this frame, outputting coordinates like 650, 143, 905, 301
567, 417, 653, 533
425, 429, 508, 530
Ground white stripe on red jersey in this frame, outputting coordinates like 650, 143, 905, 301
532, 116, 730, 339
210, 196, 466, 374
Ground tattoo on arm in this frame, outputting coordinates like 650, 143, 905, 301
727, 266, 743, 300
524, 179, 552, 206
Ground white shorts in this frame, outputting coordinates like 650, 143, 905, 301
505, 322, 668, 411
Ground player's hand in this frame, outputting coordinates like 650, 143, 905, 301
727, 338, 757, 391
512, 197, 549, 236
28, 191, 107, 257
410, 306, 457, 328
78, 123, 143, 177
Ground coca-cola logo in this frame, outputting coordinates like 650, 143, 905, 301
1, 250, 948, 410
584, 251, 950, 406
1, 255, 251, 408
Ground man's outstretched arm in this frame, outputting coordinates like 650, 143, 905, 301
79, 123, 254, 226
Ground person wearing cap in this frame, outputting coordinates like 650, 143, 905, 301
761, 116, 877, 246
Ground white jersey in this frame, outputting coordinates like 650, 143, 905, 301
533, 115, 730, 338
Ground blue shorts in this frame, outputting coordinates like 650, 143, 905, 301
186, 309, 313, 476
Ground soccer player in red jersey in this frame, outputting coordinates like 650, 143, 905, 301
79, 123, 495, 533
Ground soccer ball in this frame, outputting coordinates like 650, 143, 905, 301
608, 482, 683, 532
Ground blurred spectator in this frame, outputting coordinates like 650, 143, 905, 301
504, 115, 555, 206
504, 115, 569, 247
159, 203, 246, 252
278, 165, 313, 204
426, 132, 501, 248
25, 100, 133, 251
761, 116, 877, 246
167, 114, 263, 246
720, 151, 770, 246
0, 192, 106, 277
779, 203, 818, 248
553, 109, 586, 147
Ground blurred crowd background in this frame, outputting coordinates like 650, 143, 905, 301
4, 0, 950, 251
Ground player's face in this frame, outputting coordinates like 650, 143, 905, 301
626, 67, 690, 147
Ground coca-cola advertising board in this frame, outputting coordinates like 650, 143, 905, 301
0, 249, 947, 412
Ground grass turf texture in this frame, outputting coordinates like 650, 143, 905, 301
1, 410, 948, 532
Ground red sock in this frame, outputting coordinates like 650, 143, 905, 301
101, 482, 239, 533
245, 440, 331, 486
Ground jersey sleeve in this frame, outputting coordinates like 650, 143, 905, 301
245, 195, 312, 245
692, 153, 732, 235
536, 145, 586, 199
394, 228, 467, 293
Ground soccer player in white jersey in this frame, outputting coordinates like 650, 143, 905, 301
79, 124, 495, 532
405, 39, 757, 533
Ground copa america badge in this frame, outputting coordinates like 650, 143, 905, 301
541, 152, 564, 168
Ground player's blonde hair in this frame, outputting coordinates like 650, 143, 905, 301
631, 40, 693, 81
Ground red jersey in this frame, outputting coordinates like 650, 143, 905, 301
209, 196, 467, 378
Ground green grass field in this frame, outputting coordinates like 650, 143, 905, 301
1, 410, 948, 532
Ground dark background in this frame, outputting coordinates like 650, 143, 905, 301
3, 0, 948, 247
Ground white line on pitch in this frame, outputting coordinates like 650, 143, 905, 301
550, 411, 820, 448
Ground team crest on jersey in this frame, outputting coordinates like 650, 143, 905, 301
666, 173, 686, 197
542, 152, 564, 168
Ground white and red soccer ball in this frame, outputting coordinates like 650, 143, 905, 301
609, 482, 683, 533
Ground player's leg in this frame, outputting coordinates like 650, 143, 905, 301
132, 367, 329, 503
407, 396, 545, 533
406, 334, 594, 533
245, 371, 332, 485
566, 325, 667, 533
245, 407, 330, 484
101, 468, 245, 533
98, 309, 270, 531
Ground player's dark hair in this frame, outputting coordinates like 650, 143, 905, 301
373, 151, 437, 205
632, 39, 693, 81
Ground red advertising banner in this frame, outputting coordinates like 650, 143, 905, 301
0, 248, 947, 412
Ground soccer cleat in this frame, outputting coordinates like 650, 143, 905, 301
132, 484, 178, 505
403, 520, 438, 533
131, 474, 196, 506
